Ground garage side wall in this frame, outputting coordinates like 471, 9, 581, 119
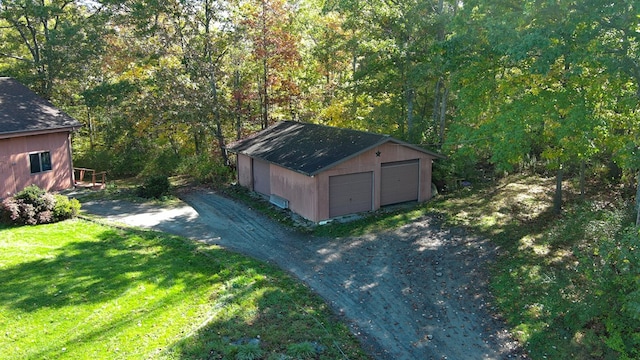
0, 132, 74, 197
236, 154, 253, 189
269, 165, 318, 222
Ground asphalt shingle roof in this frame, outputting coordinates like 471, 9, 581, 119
0, 77, 81, 136
227, 121, 443, 176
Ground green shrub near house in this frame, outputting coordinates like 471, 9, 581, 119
0, 185, 80, 225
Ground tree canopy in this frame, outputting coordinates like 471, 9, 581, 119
1, 0, 638, 197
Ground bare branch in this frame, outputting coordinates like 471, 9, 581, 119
0, 52, 33, 62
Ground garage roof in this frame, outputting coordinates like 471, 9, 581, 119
227, 121, 444, 176
0, 77, 82, 137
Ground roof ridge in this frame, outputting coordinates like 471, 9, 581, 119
281, 120, 390, 139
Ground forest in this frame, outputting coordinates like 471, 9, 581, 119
1, 0, 638, 202
2, 1, 640, 358
0, 0, 640, 197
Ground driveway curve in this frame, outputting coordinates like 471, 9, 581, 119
81, 188, 523, 360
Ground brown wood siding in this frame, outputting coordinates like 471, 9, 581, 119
380, 159, 419, 206
236, 154, 253, 188
252, 158, 271, 195
269, 165, 319, 222
329, 172, 373, 218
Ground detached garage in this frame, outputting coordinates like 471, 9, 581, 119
227, 121, 444, 223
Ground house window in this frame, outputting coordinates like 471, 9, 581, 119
30, 151, 52, 174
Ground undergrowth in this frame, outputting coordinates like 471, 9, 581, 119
430, 175, 640, 359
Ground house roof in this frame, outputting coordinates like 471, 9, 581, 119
0, 77, 82, 137
227, 121, 445, 176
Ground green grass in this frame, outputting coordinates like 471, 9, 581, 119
311, 205, 429, 238
68, 176, 183, 205
0, 220, 368, 360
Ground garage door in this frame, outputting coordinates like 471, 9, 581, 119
381, 160, 419, 206
252, 159, 270, 196
329, 172, 373, 218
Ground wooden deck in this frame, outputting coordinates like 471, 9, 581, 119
74, 167, 106, 190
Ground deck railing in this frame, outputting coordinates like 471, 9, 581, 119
74, 167, 106, 189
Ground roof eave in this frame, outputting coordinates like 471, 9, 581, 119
0, 124, 82, 140
388, 138, 447, 160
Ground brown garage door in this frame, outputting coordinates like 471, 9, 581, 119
252, 159, 270, 196
329, 172, 373, 218
381, 159, 419, 206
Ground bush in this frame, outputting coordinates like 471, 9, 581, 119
0, 185, 80, 225
137, 175, 171, 199
176, 154, 233, 185
14, 184, 46, 208
53, 194, 81, 221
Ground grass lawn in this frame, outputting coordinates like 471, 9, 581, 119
0, 220, 368, 360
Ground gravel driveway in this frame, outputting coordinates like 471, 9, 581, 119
81, 189, 523, 360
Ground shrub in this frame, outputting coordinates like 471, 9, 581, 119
137, 175, 171, 199
53, 194, 81, 221
177, 154, 233, 185
0, 186, 80, 225
14, 184, 46, 208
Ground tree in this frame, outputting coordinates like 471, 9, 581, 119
0, 0, 110, 100
446, 0, 624, 213
241, 0, 301, 129
325, 0, 457, 143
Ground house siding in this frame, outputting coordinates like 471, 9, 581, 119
269, 165, 318, 221
0, 132, 73, 197
237, 154, 253, 189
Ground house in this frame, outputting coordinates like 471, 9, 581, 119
0, 77, 82, 197
227, 121, 445, 223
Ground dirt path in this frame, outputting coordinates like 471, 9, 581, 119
81, 189, 523, 360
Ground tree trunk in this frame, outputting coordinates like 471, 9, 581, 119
554, 165, 564, 214
261, 58, 269, 129
211, 76, 229, 166
87, 107, 94, 151
439, 86, 449, 147
635, 170, 640, 227
432, 78, 441, 131
406, 87, 414, 140
580, 160, 586, 199
234, 70, 242, 140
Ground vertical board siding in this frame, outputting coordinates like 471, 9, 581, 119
237, 154, 253, 188
0, 132, 73, 196
270, 165, 318, 221
252, 158, 271, 195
